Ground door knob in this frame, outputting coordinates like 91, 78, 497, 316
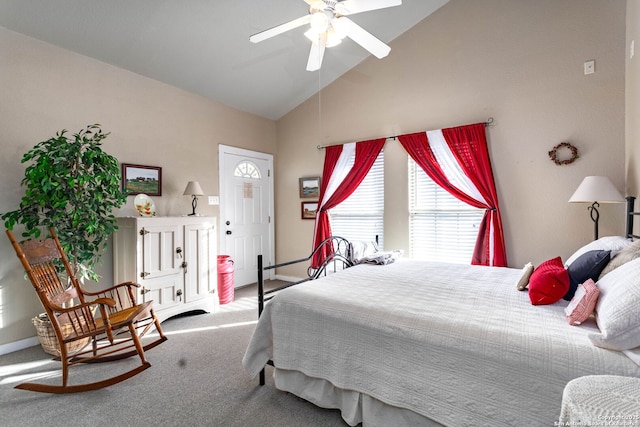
225, 221, 231, 225
226, 230, 232, 235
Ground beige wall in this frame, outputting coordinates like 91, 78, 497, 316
0, 26, 276, 347
275, 0, 627, 277
0, 0, 632, 350
628, 0, 640, 198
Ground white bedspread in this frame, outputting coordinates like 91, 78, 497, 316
243, 260, 640, 426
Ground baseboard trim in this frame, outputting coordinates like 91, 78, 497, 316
0, 336, 39, 356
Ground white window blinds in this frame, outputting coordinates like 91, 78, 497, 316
329, 150, 384, 249
408, 158, 484, 264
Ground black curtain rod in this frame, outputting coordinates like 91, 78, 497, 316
316, 117, 494, 150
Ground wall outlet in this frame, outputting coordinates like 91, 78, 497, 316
208, 195, 219, 205
584, 60, 595, 75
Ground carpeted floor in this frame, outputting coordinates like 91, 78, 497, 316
0, 282, 349, 427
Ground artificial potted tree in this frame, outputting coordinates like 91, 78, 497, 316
2, 124, 128, 354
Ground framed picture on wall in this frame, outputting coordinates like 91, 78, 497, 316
301, 201, 318, 220
122, 164, 162, 196
299, 176, 320, 199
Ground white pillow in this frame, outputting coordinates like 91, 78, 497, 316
588, 257, 640, 351
565, 236, 631, 267
348, 240, 377, 263
598, 239, 640, 278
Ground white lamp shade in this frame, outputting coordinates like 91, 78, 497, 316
569, 176, 624, 203
183, 181, 204, 196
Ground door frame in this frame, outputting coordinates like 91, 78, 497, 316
218, 144, 275, 282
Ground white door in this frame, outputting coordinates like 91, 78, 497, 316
183, 221, 215, 302
219, 145, 274, 287
140, 222, 183, 311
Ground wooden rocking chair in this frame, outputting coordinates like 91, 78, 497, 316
6, 227, 168, 393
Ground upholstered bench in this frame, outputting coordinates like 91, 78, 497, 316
559, 375, 640, 426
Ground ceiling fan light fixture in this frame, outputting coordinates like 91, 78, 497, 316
331, 16, 350, 39
309, 11, 330, 32
325, 28, 343, 47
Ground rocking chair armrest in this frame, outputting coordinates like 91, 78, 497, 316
52, 298, 117, 314
91, 297, 118, 308
80, 282, 140, 306
112, 281, 141, 291
80, 281, 141, 297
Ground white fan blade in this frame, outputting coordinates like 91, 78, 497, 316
304, 0, 327, 10
306, 36, 326, 71
250, 15, 312, 43
342, 17, 391, 58
335, 0, 402, 16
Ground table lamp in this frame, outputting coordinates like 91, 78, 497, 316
569, 176, 624, 240
183, 181, 205, 216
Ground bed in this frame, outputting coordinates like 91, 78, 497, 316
243, 198, 640, 426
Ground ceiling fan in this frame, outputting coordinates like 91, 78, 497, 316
250, 0, 402, 71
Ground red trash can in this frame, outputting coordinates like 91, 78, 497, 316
217, 255, 234, 304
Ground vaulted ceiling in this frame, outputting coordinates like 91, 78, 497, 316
0, 0, 448, 120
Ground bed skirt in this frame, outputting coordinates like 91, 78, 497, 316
274, 368, 444, 427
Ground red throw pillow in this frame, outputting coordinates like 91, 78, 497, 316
528, 257, 570, 305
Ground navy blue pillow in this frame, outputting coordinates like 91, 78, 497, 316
564, 249, 611, 300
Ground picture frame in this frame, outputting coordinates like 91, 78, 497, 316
122, 163, 162, 196
299, 176, 320, 199
301, 201, 318, 220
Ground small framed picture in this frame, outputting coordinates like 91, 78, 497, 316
301, 201, 318, 220
299, 176, 320, 199
122, 164, 162, 196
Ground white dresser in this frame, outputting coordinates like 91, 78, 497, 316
113, 216, 218, 322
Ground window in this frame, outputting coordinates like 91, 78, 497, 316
234, 161, 261, 179
408, 158, 484, 264
329, 151, 384, 249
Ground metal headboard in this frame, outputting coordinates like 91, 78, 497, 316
256, 236, 353, 317
626, 196, 639, 239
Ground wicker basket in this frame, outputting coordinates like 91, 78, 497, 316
32, 313, 91, 357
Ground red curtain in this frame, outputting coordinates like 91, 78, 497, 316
398, 123, 507, 266
442, 123, 507, 266
312, 138, 386, 267
399, 132, 479, 205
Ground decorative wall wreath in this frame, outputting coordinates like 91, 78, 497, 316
548, 142, 579, 165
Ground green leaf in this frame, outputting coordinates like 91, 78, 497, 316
1, 124, 126, 278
